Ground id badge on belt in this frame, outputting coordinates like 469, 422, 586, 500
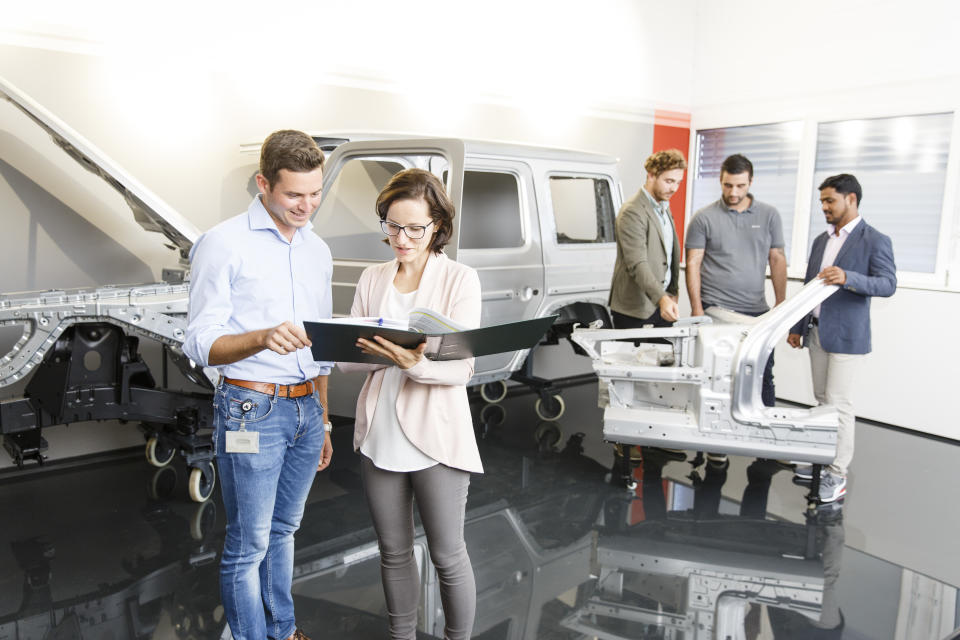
224, 400, 260, 454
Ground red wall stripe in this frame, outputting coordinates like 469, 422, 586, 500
653, 109, 692, 254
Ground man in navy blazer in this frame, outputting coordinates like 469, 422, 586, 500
788, 174, 897, 503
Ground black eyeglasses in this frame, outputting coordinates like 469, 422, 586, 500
380, 220, 434, 239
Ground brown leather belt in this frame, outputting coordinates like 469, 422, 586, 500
222, 376, 322, 398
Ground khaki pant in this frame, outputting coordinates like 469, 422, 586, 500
808, 325, 862, 476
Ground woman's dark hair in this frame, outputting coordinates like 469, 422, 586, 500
376, 168, 454, 254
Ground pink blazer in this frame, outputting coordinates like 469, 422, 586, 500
337, 252, 483, 473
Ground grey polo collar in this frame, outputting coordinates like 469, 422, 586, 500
725, 193, 755, 214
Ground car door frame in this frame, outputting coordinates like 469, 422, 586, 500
314, 139, 466, 317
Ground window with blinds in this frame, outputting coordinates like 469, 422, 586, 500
693, 122, 803, 261
809, 113, 953, 273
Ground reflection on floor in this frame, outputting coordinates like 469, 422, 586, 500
0, 380, 957, 639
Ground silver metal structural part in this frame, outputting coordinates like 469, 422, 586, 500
571, 280, 840, 463
0, 76, 199, 265
561, 531, 828, 640
0, 284, 214, 387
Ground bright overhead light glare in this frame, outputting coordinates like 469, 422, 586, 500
782, 121, 804, 141
892, 116, 915, 157
838, 120, 866, 151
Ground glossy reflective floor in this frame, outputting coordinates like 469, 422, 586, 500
1, 379, 958, 640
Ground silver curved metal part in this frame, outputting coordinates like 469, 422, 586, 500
570, 316, 709, 361
573, 283, 842, 464
561, 533, 825, 639
730, 279, 839, 426
0, 283, 192, 386
0, 75, 199, 265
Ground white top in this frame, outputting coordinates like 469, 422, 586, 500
360, 284, 438, 472
814, 216, 862, 318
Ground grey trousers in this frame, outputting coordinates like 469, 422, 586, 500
361, 455, 475, 640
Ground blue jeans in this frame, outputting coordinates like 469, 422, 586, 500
213, 382, 325, 640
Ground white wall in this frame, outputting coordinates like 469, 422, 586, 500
1, 0, 957, 468
688, 0, 960, 441
0, 0, 698, 234
0, 1, 694, 463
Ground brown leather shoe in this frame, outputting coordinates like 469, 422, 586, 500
285, 630, 310, 640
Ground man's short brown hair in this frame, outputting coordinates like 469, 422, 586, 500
644, 149, 687, 176
376, 168, 455, 255
259, 130, 325, 188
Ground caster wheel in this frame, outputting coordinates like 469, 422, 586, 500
534, 421, 562, 451
173, 604, 194, 636
479, 403, 506, 426
146, 436, 176, 467
149, 466, 178, 500
188, 463, 216, 503
534, 394, 565, 421
190, 500, 218, 541
480, 380, 508, 404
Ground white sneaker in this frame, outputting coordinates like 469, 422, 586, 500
818, 471, 847, 503
793, 464, 813, 480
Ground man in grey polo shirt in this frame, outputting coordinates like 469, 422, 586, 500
685, 154, 787, 406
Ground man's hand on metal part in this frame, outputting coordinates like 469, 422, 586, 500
787, 333, 803, 349
658, 294, 679, 323
818, 266, 846, 285
263, 321, 312, 355
317, 437, 333, 472
357, 336, 427, 369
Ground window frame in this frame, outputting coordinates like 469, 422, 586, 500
456, 164, 532, 256
687, 111, 960, 292
545, 171, 618, 250
689, 120, 804, 266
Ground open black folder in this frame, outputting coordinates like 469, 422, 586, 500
305, 314, 558, 365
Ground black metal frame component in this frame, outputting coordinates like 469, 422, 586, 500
509, 344, 560, 413
508, 302, 611, 419
0, 322, 214, 471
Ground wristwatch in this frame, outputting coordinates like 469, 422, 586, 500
323, 422, 333, 432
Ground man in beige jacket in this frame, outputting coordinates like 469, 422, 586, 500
608, 149, 686, 328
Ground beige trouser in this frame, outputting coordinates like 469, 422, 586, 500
809, 325, 862, 476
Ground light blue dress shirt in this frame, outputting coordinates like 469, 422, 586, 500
183, 195, 333, 384
641, 186, 674, 290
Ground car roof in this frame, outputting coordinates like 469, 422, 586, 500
241, 131, 619, 166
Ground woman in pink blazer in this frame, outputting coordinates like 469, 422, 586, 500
338, 168, 482, 640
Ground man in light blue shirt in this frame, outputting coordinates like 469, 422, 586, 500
184, 130, 333, 640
